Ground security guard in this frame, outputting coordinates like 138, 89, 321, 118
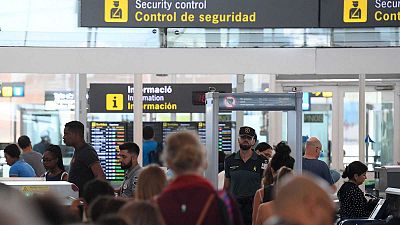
224, 126, 264, 225
119, 142, 142, 198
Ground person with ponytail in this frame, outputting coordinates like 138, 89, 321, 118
252, 141, 295, 224
337, 161, 371, 219
254, 166, 294, 225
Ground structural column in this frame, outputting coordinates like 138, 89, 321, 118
393, 83, 400, 164
75, 74, 88, 139
233, 74, 245, 152
358, 74, 366, 163
134, 74, 143, 165
332, 87, 345, 170
268, 75, 282, 145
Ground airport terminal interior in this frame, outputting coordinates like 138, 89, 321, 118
1, 1, 400, 225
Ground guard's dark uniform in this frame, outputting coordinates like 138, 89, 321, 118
225, 151, 264, 225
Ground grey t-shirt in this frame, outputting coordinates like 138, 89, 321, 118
22, 151, 45, 176
302, 158, 334, 185
121, 164, 142, 198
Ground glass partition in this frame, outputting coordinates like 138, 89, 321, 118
343, 91, 394, 170
0, 73, 75, 177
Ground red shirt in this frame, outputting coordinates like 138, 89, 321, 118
157, 174, 225, 225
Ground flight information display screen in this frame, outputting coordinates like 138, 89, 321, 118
90, 122, 126, 181
127, 122, 232, 152
162, 122, 198, 141
198, 122, 232, 152
89, 121, 233, 181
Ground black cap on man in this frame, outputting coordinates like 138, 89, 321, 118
238, 126, 256, 151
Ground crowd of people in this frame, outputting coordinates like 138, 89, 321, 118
1, 121, 396, 225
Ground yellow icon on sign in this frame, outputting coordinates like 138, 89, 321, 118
106, 94, 124, 111
343, 0, 367, 23
104, 0, 128, 22
2, 86, 13, 97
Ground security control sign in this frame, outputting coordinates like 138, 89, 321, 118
80, 0, 319, 28
89, 83, 231, 113
321, 0, 400, 27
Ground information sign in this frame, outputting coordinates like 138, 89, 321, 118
89, 83, 231, 113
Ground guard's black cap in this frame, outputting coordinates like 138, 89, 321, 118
239, 126, 256, 137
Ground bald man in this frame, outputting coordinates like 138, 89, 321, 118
302, 137, 335, 190
265, 175, 335, 225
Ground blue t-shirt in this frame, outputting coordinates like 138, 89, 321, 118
302, 158, 334, 185
9, 159, 36, 177
142, 140, 158, 166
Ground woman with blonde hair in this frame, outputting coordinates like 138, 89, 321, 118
156, 131, 239, 225
135, 164, 167, 201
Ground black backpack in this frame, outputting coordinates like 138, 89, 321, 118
148, 142, 163, 166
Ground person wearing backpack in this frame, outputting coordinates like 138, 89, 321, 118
142, 126, 162, 166
157, 131, 244, 225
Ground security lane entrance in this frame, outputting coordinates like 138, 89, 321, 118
205, 92, 303, 187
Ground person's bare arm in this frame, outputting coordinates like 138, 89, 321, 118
252, 189, 263, 224
62, 173, 69, 181
90, 162, 106, 180
331, 184, 337, 192
223, 178, 231, 190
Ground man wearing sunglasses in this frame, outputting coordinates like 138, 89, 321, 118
224, 126, 264, 225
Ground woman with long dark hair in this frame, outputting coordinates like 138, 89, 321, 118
338, 161, 370, 219
42, 145, 68, 181
252, 141, 295, 223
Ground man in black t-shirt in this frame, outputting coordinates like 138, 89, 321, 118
64, 121, 105, 196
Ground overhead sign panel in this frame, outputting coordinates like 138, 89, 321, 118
0, 82, 25, 97
320, 0, 400, 27
80, 0, 319, 28
218, 93, 299, 111
45, 91, 74, 111
89, 83, 231, 113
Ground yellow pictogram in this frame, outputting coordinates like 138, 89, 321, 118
104, 0, 128, 22
343, 0, 367, 23
106, 94, 124, 110
1, 86, 13, 97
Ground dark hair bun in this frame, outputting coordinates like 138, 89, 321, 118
342, 166, 349, 178
275, 141, 291, 156
342, 161, 367, 180
270, 141, 295, 171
